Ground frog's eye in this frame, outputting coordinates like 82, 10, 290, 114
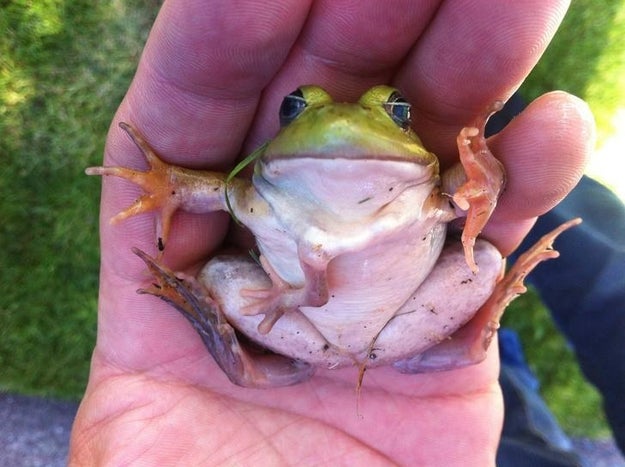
279, 88, 307, 127
384, 91, 412, 130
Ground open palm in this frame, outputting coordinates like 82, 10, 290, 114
70, 0, 593, 464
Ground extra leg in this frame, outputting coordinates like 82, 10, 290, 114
444, 102, 506, 272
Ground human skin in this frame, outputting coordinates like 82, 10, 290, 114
69, 0, 594, 464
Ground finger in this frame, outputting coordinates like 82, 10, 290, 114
396, 0, 570, 159
120, 0, 313, 167
244, 0, 442, 148
483, 91, 595, 254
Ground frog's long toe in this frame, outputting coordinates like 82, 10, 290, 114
133, 248, 315, 388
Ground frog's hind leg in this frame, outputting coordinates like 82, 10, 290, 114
133, 248, 315, 388
393, 218, 581, 373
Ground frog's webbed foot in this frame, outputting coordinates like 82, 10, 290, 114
86, 123, 227, 254
133, 248, 315, 388
451, 102, 506, 272
86, 123, 182, 253
240, 255, 327, 335
394, 218, 581, 373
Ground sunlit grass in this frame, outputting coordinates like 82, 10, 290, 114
583, 2, 625, 142
0, 0, 158, 398
582, 1, 625, 202
587, 108, 625, 201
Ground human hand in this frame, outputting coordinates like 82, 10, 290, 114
70, 0, 594, 464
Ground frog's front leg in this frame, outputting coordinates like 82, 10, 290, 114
444, 102, 506, 272
133, 248, 315, 388
86, 122, 251, 252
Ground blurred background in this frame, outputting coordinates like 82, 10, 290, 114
1, 0, 623, 443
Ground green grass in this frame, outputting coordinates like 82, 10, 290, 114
0, 0, 623, 439
0, 0, 158, 397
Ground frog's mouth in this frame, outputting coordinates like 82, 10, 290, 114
256, 157, 439, 218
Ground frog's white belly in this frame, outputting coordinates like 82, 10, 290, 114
299, 221, 446, 353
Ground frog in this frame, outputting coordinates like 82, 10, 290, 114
87, 85, 579, 388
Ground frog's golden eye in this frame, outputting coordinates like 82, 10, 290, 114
384, 91, 412, 130
279, 88, 307, 127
